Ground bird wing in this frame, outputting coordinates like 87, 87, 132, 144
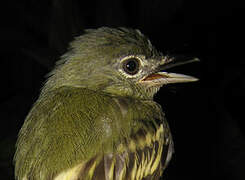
54, 124, 173, 180
70, 96, 174, 180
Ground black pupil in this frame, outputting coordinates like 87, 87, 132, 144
126, 60, 137, 72
123, 58, 139, 75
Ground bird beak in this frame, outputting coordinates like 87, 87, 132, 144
140, 56, 199, 85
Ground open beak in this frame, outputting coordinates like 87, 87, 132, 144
140, 56, 199, 85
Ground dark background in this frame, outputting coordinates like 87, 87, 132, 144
1, 0, 245, 179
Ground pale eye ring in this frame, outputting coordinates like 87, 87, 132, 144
122, 58, 140, 75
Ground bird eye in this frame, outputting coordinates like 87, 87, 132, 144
122, 58, 140, 75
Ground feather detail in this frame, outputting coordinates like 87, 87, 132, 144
52, 123, 172, 180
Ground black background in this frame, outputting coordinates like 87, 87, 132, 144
1, 0, 245, 179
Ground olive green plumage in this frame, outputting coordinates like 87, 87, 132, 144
14, 27, 197, 180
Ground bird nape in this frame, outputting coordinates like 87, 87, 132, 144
14, 27, 198, 180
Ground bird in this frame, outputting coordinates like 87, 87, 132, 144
14, 27, 198, 180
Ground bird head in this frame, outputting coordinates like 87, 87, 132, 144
42, 27, 198, 99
